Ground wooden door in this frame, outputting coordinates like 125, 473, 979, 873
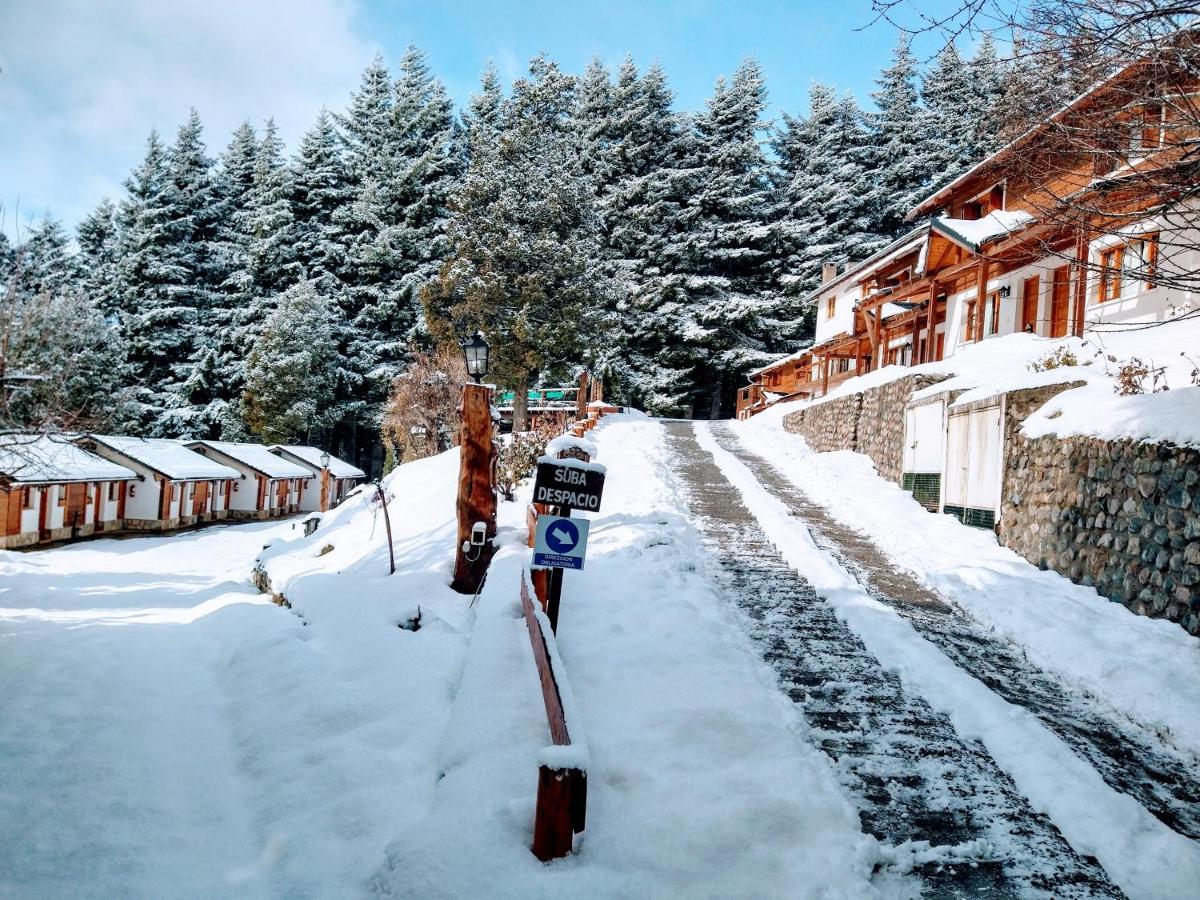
38, 488, 50, 537
1050, 267, 1070, 337
1021, 276, 1040, 333
64, 483, 88, 529
276, 479, 288, 509
117, 482, 126, 519
0, 488, 12, 537
92, 482, 103, 525
192, 481, 209, 516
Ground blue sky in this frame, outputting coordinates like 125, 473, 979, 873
0, 0, 964, 240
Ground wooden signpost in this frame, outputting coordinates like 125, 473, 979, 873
452, 382, 498, 594
531, 459, 605, 631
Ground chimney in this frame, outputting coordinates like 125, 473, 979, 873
821, 262, 837, 284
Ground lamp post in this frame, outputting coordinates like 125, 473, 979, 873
319, 450, 331, 512
452, 330, 498, 594
460, 330, 490, 384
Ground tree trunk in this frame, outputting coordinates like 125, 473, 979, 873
513, 374, 530, 434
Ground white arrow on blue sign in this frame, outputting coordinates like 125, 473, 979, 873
533, 515, 590, 571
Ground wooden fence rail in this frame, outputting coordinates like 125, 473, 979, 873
520, 571, 587, 861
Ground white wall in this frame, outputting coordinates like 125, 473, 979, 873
227, 475, 258, 512
814, 282, 859, 345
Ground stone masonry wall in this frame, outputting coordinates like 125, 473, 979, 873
782, 374, 950, 482
1000, 384, 1200, 636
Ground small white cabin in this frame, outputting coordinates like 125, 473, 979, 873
80, 436, 240, 531
185, 441, 310, 518
0, 435, 138, 548
268, 445, 366, 512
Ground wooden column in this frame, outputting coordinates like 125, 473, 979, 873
1072, 228, 1090, 338
924, 281, 937, 363
820, 354, 830, 396
319, 466, 330, 512
452, 383, 498, 594
575, 372, 589, 422
973, 258, 990, 343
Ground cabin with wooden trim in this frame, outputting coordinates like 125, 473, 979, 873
79, 435, 241, 531
737, 38, 1200, 419
268, 445, 366, 512
185, 441, 310, 519
0, 436, 138, 548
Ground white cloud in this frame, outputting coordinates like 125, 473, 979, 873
0, 0, 376, 237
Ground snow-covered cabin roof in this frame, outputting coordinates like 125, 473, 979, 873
749, 347, 812, 378
186, 441, 310, 479
269, 445, 366, 479
0, 435, 137, 485
88, 435, 240, 481
796, 225, 931, 308
931, 210, 1034, 252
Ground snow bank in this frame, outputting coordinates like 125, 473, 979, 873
545, 434, 598, 460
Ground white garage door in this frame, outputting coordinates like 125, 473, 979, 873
944, 403, 1003, 528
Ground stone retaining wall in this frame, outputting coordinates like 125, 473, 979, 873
1000, 384, 1200, 635
782, 374, 950, 481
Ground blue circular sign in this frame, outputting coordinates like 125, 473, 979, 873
545, 519, 580, 554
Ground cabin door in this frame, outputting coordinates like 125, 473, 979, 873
1021, 276, 1040, 333
1050, 267, 1070, 338
944, 403, 1003, 528
64, 483, 88, 529
192, 480, 209, 516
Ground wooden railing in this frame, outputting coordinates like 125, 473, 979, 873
520, 572, 588, 860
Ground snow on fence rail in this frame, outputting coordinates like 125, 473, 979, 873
520, 570, 588, 861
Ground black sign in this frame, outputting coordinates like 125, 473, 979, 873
533, 461, 605, 511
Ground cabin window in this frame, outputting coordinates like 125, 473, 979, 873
172, 483, 180, 500
22, 487, 33, 510
959, 183, 1004, 221
985, 291, 1002, 336
1124, 233, 1160, 289
826, 296, 836, 320
57, 488, 66, 507
1128, 104, 1163, 155
107, 482, 117, 501
1098, 245, 1124, 302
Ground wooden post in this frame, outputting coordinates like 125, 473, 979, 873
1072, 228, 1090, 338
319, 465, 330, 512
974, 258, 990, 343
576, 371, 589, 422
376, 483, 395, 575
452, 382, 498, 594
925, 281, 937, 363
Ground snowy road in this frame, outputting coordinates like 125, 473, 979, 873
665, 419, 1200, 898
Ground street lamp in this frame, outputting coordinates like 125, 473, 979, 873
319, 451, 331, 469
460, 331, 490, 384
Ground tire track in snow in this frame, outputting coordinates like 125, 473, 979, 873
664, 421, 1121, 899
709, 421, 1200, 844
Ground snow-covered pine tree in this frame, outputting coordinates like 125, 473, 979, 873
115, 130, 197, 433
594, 60, 700, 414
775, 84, 883, 307
868, 35, 939, 236
242, 280, 339, 445
423, 55, 610, 432
76, 199, 122, 319
676, 58, 781, 417
967, 34, 1006, 161
922, 43, 977, 184
291, 109, 352, 286
461, 62, 505, 157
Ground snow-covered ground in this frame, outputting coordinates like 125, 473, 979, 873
2, 418, 886, 899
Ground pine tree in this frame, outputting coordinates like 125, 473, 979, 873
675, 59, 781, 417
77, 199, 122, 318
242, 280, 339, 445
923, 43, 976, 182
776, 85, 882, 304
462, 62, 505, 157
424, 55, 609, 432
116, 130, 195, 432
869, 35, 938, 234
291, 109, 352, 285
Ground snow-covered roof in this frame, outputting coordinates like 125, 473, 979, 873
797, 225, 930, 307
270, 445, 366, 479
89, 435, 240, 481
749, 348, 811, 377
931, 210, 1034, 252
0, 435, 137, 485
187, 441, 310, 479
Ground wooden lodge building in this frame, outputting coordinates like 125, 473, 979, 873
738, 40, 1200, 418
268, 445, 366, 513
80, 435, 242, 531
0, 436, 138, 548
185, 440, 311, 519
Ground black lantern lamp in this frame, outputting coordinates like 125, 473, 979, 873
460, 331, 490, 384
319, 451, 331, 469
